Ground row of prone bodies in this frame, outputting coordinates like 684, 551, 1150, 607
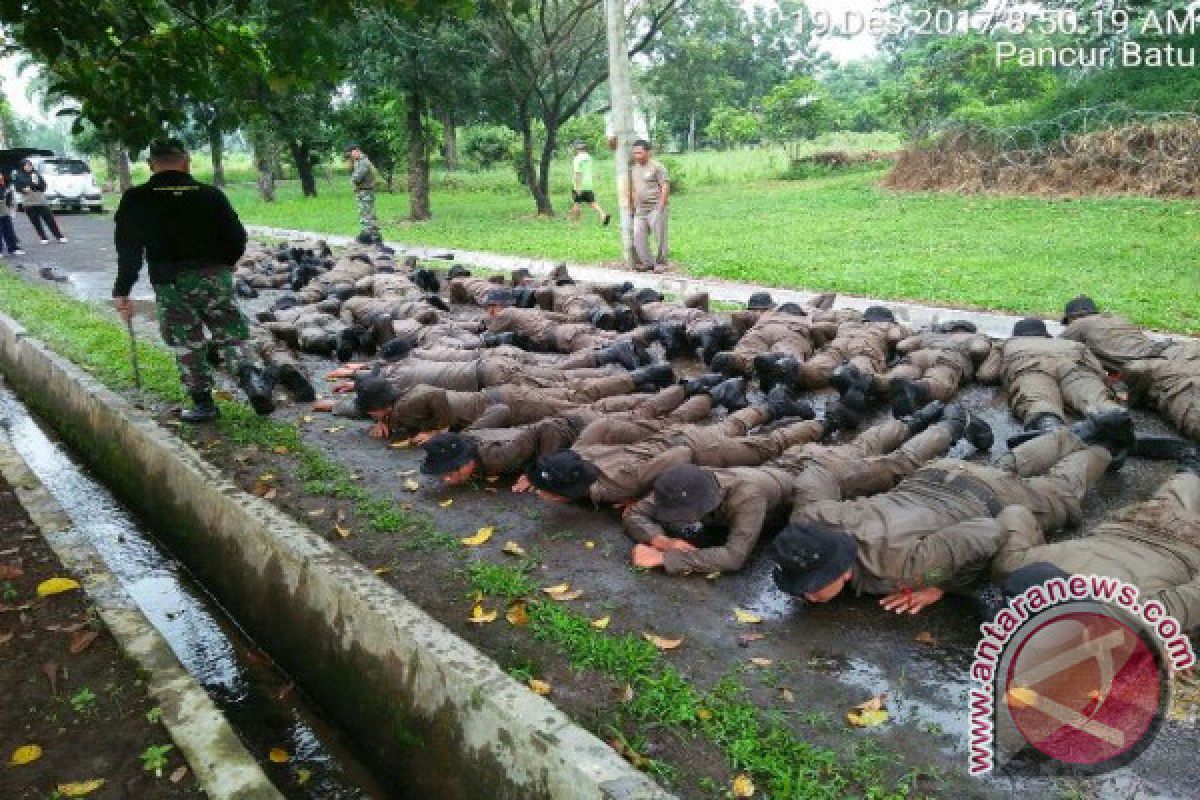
235, 239, 1200, 627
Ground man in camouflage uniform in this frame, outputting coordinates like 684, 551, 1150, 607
346, 145, 380, 244
112, 139, 273, 422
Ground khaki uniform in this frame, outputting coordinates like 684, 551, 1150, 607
378, 356, 621, 394
340, 296, 441, 329
1124, 358, 1200, 440
797, 319, 908, 388
725, 312, 836, 373
976, 337, 1123, 424
636, 302, 721, 335
578, 412, 825, 506
546, 286, 612, 322
877, 331, 994, 401
263, 307, 350, 352
485, 308, 613, 353
448, 276, 505, 306
791, 429, 1111, 594
1061, 313, 1200, 371
293, 254, 377, 304
387, 319, 482, 350
988, 472, 1200, 629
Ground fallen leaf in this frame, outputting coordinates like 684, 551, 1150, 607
749, 657, 774, 668
169, 766, 189, 783
705, 571, 721, 580
468, 603, 498, 624
1006, 686, 1037, 709
324, 426, 344, 433
643, 633, 683, 650
306, 509, 325, 516
36, 577, 81, 597
528, 679, 551, 696
847, 694, 890, 727
258, 473, 276, 482
67, 630, 99, 655
732, 773, 756, 797
300, 415, 314, 423
389, 439, 412, 449
334, 525, 351, 539
501, 541, 526, 557
272, 445, 289, 455
618, 684, 635, 703
738, 633, 765, 645
590, 615, 611, 630
0, 565, 23, 580
584, 540, 595, 549
8, 744, 42, 766
541, 582, 570, 596
461, 526, 495, 547
269, 748, 290, 763
403, 479, 420, 491
542, 583, 582, 601
505, 602, 529, 626
914, 631, 938, 647
780, 687, 796, 704
696, 708, 712, 721
734, 608, 763, 624
296, 767, 312, 786
438, 499, 454, 508
372, 566, 392, 576
56, 779, 106, 796
42, 660, 59, 695
609, 738, 646, 768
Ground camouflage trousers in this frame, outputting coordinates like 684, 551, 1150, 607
155, 268, 259, 394
355, 189, 379, 236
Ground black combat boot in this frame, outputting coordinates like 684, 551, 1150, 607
831, 363, 873, 396
596, 341, 640, 371
234, 277, 259, 298
238, 366, 276, 416
841, 388, 871, 413
413, 269, 440, 294
708, 377, 748, 411
1069, 409, 1134, 469
681, 373, 725, 397
941, 403, 994, 451
709, 352, 740, 377
765, 386, 815, 421
771, 357, 802, 392
271, 363, 316, 403
822, 398, 861, 436
1006, 413, 1068, 449
335, 330, 358, 362
753, 354, 785, 392
180, 391, 220, 423
1132, 435, 1200, 461
631, 364, 675, 392
889, 378, 931, 417
481, 332, 516, 348
903, 400, 946, 434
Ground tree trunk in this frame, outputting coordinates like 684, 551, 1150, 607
102, 142, 119, 192
533, 124, 557, 216
208, 118, 225, 187
289, 141, 317, 197
688, 112, 696, 152
441, 108, 458, 171
117, 148, 133, 192
405, 69, 431, 221
251, 131, 276, 202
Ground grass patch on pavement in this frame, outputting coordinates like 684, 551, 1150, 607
225, 149, 1198, 333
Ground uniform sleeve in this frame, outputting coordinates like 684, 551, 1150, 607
897, 517, 1011, 591
212, 189, 248, 267
812, 320, 840, 346
1150, 577, 1200, 632
1059, 322, 1083, 343
351, 158, 368, 186
895, 335, 923, 355
637, 446, 693, 493
112, 190, 145, 297
467, 403, 513, 431
969, 335, 994, 364
392, 386, 452, 432
975, 343, 1004, 384
985, 505, 1048, 581
622, 498, 666, 545
663, 491, 768, 575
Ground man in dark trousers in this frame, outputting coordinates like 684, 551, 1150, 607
112, 138, 273, 422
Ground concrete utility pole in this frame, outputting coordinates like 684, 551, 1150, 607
605, 0, 636, 267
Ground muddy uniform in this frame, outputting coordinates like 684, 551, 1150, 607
790, 429, 1111, 595
577, 412, 826, 506
796, 319, 907, 388
263, 307, 352, 353
987, 472, 1200, 629
377, 356, 624, 395
485, 307, 614, 353
724, 312, 837, 374
448, 276, 507, 305
877, 331, 994, 401
637, 302, 720, 334
976, 337, 1123, 425
235, 247, 294, 289
544, 286, 613, 322
1124, 359, 1200, 440
623, 419, 961, 575
1061, 313, 1200, 371
388, 319, 483, 350
388, 383, 693, 433
293, 254, 378, 305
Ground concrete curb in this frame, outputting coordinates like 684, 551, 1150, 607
0, 410, 282, 800
0, 313, 674, 800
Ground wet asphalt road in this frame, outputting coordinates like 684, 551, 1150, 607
4, 212, 1198, 799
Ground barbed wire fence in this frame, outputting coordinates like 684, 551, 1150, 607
884, 104, 1200, 197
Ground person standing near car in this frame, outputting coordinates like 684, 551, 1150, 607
345, 144, 381, 244
0, 173, 26, 256
569, 141, 609, 225
13, 159, 66, 244
112, 138, 274, 422
629, 140, 669, 272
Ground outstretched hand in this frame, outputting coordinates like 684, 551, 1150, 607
332, 381, 355, 394
511, 475, 533, 493
632, 544, 665, 569
879, 586, 944, 615
368, 421, 390, 439
311, 398, 334, 412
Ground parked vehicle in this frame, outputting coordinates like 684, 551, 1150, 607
22, 156, 104, 213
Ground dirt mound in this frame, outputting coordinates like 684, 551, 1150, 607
883, 119, 1200, 198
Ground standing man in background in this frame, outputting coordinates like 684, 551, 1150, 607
112, 138, 274, 422
570, 141, 610, 226
346, 144, 381, 244
629, 140, 669, 272
13, 159, 66, 244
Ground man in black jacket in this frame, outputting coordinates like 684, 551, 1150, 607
112, 139, 273, 421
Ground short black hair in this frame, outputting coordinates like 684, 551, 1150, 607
632, 139, 652, 150
148, 138, 188, 161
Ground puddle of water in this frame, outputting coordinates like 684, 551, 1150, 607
0, 381, 389, 800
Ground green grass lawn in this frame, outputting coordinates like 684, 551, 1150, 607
218, 147, 1199, 333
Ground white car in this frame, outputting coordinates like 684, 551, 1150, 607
21, 157, 104, 213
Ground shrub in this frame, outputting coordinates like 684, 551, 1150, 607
462, 125, 518, 169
